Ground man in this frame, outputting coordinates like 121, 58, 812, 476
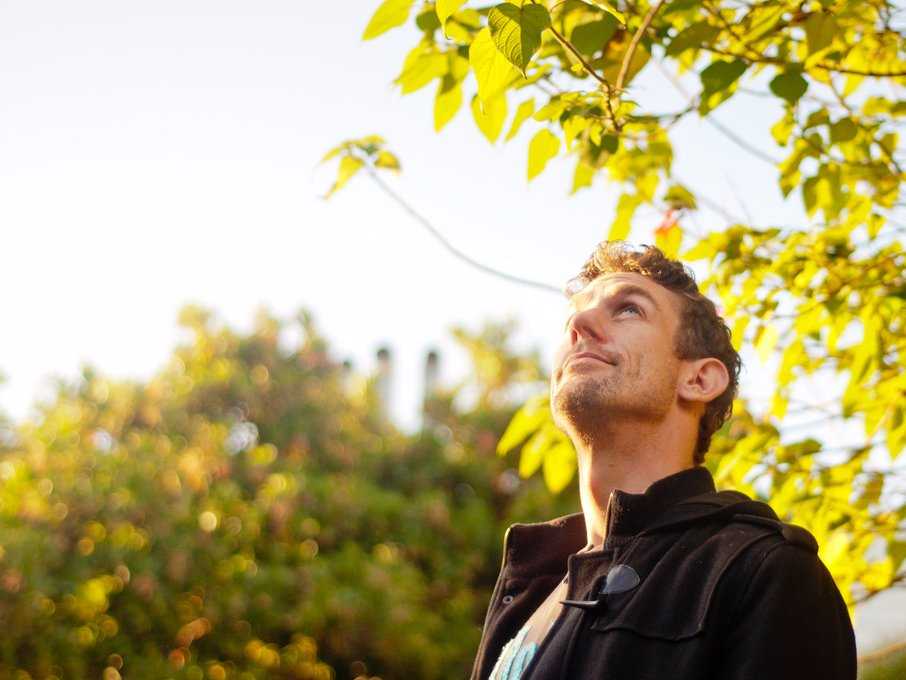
469, 241, 856, 680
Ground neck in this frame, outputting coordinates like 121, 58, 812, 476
572, 424, 694, 548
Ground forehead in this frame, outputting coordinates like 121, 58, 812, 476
568, 272, 679, 315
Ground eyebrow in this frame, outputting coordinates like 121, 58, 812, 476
570, 283, 664, 315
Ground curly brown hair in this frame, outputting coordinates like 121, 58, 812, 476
565, 241, 741, 464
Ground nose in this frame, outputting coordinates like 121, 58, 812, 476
566, 306, 608, 344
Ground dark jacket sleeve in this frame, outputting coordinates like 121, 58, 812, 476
715, 541, 857, 680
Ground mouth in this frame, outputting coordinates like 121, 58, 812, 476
563, 352, 616, 370
566, 352, 613, 365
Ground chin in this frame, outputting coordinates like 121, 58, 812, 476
551, 375, 613, 427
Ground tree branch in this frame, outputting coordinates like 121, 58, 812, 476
362, 165, 563, 296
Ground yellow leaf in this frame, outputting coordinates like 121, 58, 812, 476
519, 423, 558, 477
769, 392, 788, 419
324, 155, 364, 199
497, 394, 548, 455
470, 27, 518, 103
571, 160, 595, 194
320, 143, 346, 164
396, 45, 448, 94
542, 440, 576, 493
608, 193, 641, 241
362, 0, 416, 40
527, 128, 560, 181
730, 315, 749, 352
374, 150, 401, 171
755, 324, 779, 364
505, 98, 535, 141
434, 76, 463, 132
563, 115, 588, 150
471, 93, 508, 143
436, 0, 466, 28
580, 0, 625, 25
654, 224, 682, 258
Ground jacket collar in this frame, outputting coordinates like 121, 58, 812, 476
503, 466, 716, 578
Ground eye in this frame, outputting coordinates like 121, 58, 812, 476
617, 303, 642, 317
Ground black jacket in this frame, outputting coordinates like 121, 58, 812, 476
469, 466, 856, 680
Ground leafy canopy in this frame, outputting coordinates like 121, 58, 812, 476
327, 0, 906, 613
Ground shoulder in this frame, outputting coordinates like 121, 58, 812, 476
668, 490, 827, 594
677, 488, 820, 554
695, 497, 843, 614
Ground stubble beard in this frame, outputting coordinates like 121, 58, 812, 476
551, 361, 676, 448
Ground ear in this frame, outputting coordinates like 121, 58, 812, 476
677, 357, 729, 408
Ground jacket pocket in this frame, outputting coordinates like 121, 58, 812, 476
588, 526, 770, 641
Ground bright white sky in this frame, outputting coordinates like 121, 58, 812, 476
0, 0, 896, 650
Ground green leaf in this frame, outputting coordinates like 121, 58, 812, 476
324, 155, 364, 198
362, 0, 417, 40
700, 59, 747, 97
471, 93, 508, 143
663, 184, 697, 210
505, 97, 535, 141
805, 12, 836, 56
804, 108, 830, 129
416, 7, 442, 32
487, 2, 551, 75
802, 175, 819, 216
600, 134, 618, 153
830, 118, 858, 143
436, 0, 467, 28
527, 128, 560, 180
570, 17, 618, 56
434, 75, 464, 132
666, 21, 720, 57
769, 70, 808, 105
698, 59, 747, 114
579, 0, 625, 25
470, 27, 518, 103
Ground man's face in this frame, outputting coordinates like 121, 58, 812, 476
550, 271, 685, 436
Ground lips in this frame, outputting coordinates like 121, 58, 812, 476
565, 351, 615, 367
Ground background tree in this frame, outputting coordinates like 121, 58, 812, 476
324, 0, 906, 614
0, 307, 576, 680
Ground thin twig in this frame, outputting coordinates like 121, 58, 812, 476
650, 58, 779, 166
708, 115, 780, 165
547, 24, 610, 89
362, 166, 563, 295
616, 0, 667, 95
700, 43, 906, 78
671, 177, 746, 224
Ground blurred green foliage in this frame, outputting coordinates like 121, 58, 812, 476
0, 307, 576, 680
859, 645, 906, 680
